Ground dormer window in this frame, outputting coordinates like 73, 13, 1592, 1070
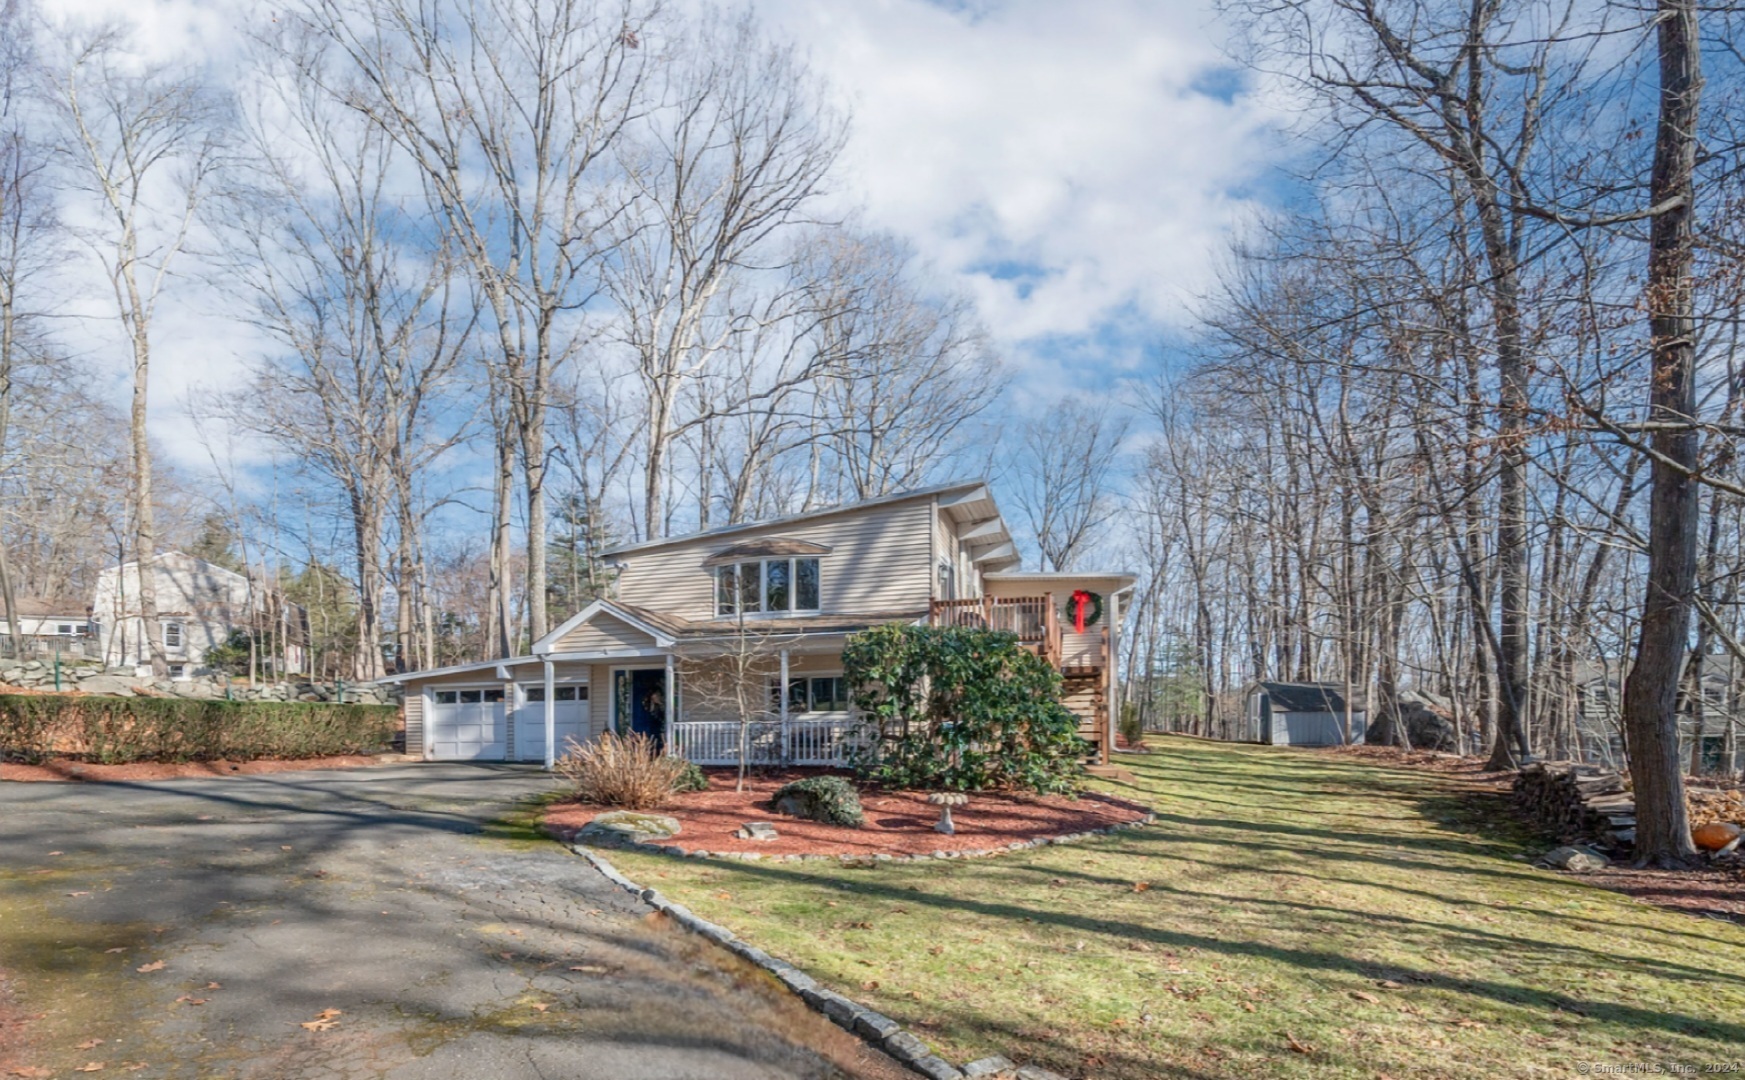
715, 557, 821, 616
707, 538, 828, 617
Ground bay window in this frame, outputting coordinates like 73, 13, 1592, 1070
716, 557, 821, 616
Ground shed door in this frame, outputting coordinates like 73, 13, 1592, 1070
514, 684, 589, 762
426, 688, 507, 760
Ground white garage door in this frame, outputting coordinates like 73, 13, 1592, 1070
515, 684, 589, 762
427, 687, 507, 760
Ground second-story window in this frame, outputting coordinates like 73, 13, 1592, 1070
717, 557, 821, 616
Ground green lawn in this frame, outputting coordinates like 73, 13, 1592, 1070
606, 738, 1745, 1079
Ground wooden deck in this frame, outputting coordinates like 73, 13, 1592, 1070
928, 594, 1111, 765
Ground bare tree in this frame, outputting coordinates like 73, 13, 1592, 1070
0, 0, 48, 652
677, 613, 786, 793
226, 24, 473, 679
1620, 0, 1702, 867
50, 25, 225, 677
291, 0, 656, 644
605, 11, 842, 538
1011, 399, 1130, 572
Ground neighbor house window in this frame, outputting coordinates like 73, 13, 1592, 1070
162, 621, 183, 649
56, 623, 74, 636
168, 664, 186, 680
717, 557, 821, 616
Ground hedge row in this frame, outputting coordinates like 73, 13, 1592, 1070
0, 694, 399, 765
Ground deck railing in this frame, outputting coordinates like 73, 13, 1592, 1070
669, 717, 862, 767
929, 594, 1061, 665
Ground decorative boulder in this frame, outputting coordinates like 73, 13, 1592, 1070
771, 776, 864, 828
575, 811, 682, 846
735, 821, 779, 841
1536, 845, 1609, 872
1365, 693, 1458, 751
1693, 822, 1742, 852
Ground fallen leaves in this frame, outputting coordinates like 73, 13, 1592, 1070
1132, 881, 1151, 893
135, 961, 165, 973
75, 1040, 104, 1051
73, 1064, 105, 1073
1350, 990, 1380, 1004
9, 1067, 54, 1078
1285, 1032, 1315, 1055
300, 1008, 342, 1032
103, 947, 127, 954
527, 1002, 551, 1013
173, 996, 208, 1006
1375, 979, 1404, 990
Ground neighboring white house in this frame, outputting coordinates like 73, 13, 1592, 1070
91, 551, 309, 679
380, 480, 1137, 767
0, 598, 96, 659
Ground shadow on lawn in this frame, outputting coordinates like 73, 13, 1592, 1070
710, 852, 1745, 1049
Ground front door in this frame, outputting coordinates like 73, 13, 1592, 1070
614, 668, 667, 747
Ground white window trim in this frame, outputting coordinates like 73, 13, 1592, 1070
715, 557, 822, 618
769, 671, 851, 717
518, 682, 590, 704
161, 620, 185, 650
427, 684, 510, 707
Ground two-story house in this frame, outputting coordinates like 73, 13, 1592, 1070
92, 551, 310, 679
381, 480, 1135, 768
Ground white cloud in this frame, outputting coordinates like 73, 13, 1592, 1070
757, 0, 1278, 386
44, 0, 1281, 465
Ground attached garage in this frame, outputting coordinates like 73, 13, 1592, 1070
514, 683, 589, 762
425, 687, 508, 760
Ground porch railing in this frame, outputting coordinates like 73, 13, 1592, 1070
669, 718, 863, 767
929, 594, 1061, 665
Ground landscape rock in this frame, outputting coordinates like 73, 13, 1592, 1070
575, 811, 682, 845
734, 821, 779, 841
69, 675, 137, 696
1537, 845, 1609, 872
963, 1056, 1017, 1078
1015, 1067, 1070, 1080
1365, 691, 1457, 751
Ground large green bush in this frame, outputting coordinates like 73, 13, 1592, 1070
0, 694, 398, 764
841, 624, 1088, 794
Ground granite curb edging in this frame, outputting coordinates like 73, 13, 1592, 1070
570, 812, 1156, 1080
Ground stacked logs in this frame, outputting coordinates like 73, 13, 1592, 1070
1513, 762, 1636, 851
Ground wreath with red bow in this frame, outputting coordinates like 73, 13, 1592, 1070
1065, 589, 1103, 634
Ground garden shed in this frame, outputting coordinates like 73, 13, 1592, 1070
1246, 681, 1366, 746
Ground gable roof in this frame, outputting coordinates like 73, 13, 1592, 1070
598, 479, 993, 559
1254, 682, 1362, 714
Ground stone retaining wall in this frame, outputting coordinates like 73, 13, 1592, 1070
0, 659, 399, 706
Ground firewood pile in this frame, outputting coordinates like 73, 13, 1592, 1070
1513, 762, 1636, 850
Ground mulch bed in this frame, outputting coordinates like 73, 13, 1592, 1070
543, 768, 1150, 857
1327, 744, 1745, 922
0, 754, 405, 783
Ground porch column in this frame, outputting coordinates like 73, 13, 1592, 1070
543, 659, 556, 771
779, 647, 790, 764
664, 653, 675, 746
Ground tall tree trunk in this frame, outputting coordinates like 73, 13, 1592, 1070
1621, 0, 1702, 867
129, 317, 165, 677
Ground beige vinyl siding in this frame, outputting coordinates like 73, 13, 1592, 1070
553, 613, 657, 653
403, 692, 423, 756
673, 649, 849, 725
589, 662, 621, 738
614, 500, 934, 620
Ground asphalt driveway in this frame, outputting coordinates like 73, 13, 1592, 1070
0, 765, 907, 1079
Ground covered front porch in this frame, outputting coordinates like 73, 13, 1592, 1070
533, 599, 881, 769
